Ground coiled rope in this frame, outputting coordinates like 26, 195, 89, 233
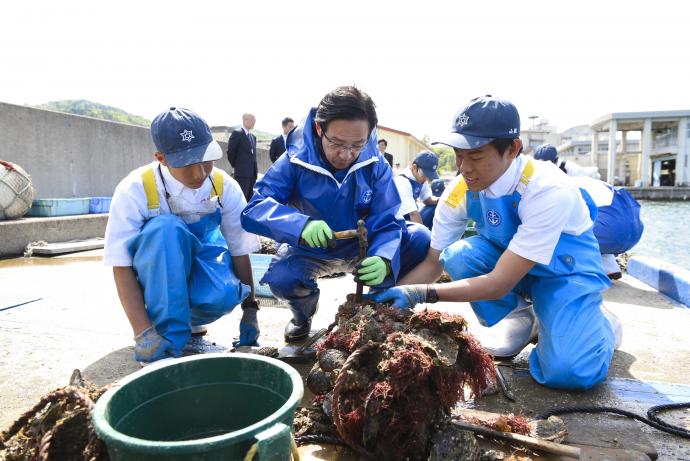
537, 402, 690, 439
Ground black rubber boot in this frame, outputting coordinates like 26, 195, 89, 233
284, 318, 311, 342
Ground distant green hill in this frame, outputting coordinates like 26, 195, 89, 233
222, 126, 276, 143
35, 100, 150, 127
253, 130, 276, 142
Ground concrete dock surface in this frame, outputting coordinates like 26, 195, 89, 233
1, 250, 689, 459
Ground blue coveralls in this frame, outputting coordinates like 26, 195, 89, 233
241, 109, 430, 323
419, 178, 447, 230
589, 185, 644, 255
402, 173, 436, 229
419, 204, 436, 230
400, 174, 423, 223
128, 206, 249, 356
440, 166, 615, 389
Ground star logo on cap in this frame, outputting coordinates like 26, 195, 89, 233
180, 129, 194, 143
457, 113, 469, 127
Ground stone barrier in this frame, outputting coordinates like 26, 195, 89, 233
627, 255, 690, 307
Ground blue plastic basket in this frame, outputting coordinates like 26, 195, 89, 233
27, 198, 90, 217
89, 197, 112, 214
249, 253, 275, 298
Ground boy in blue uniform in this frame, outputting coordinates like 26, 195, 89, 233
534, 144, 644, 279
392, 150, 440, 228
418, 179, 448, 230
533, 143, 601, 179
371, 96, 620, 390
241, 86, 430, 342
104, 108, 261, 363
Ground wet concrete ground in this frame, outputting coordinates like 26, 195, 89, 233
1, 250, 689, 459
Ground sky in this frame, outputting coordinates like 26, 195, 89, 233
2, 0, 690, 141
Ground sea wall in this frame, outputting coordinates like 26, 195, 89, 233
626, 187, 690, 201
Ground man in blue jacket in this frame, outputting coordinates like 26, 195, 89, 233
241, 86, 430, 341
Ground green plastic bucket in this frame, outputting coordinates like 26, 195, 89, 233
92, 353, 303, 461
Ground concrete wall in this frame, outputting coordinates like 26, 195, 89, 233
0, 102, 270, 199
626, 187, 690, 201
0, 214, 108, 256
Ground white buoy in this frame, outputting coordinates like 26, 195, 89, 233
0, 160, 35, 220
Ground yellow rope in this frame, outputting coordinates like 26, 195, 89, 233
291, 436, 301, 461
243, 442, 259, 461
243, 433, 300, 461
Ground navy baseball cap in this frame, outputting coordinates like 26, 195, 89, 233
431, 178, 446, 197
533, 144, 558, 163
151, 107, 222, 168
433, 95, 520, 150
413, 150, 440, 180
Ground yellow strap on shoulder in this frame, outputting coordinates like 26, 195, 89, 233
141, 167, 159, 210
520, 159, 535, 186
444, 178, 468, 209
211, 169, 224, 199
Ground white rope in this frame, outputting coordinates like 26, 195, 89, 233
0, 161, 34, 220
24, 241, 48, 257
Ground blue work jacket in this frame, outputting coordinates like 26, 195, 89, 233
241, 108, 405, 278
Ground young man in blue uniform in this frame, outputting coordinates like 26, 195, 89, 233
371, 96, 620, 390
534, 144, 644, 279
392, 150, 440, 227
418, 178, 448, 231
532, 143, 601, 179
241, 86, 430, 342
104, 108, 261, 363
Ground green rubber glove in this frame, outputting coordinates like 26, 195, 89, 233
301, 220, 333, 248
354, 256, 390, 286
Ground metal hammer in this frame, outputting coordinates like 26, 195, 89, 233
327, 228, 360, 248
323, 220, 369, 300
299, 226, 361, 248
300, 220, 368, 300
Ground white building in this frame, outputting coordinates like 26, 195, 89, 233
557, 125, 600, 166
520, 120, 561, 155
376, 125, 429, 168
591, 111, 690, 186
557, 125, 640, 183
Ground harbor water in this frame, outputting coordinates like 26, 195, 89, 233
630, 200, 690, 271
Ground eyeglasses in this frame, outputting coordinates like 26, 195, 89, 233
321, 132, 368, 155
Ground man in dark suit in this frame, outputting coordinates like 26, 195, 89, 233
269, 117, 295, 163
378, 139, 394, 167
227, 113, 257, 201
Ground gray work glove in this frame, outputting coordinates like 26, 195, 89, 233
134, 326, 176, 362
233, 299, 260, 347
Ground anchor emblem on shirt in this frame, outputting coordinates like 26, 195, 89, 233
487, 209, 501, 226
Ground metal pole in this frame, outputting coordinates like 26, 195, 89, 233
355, 219, 368, 302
